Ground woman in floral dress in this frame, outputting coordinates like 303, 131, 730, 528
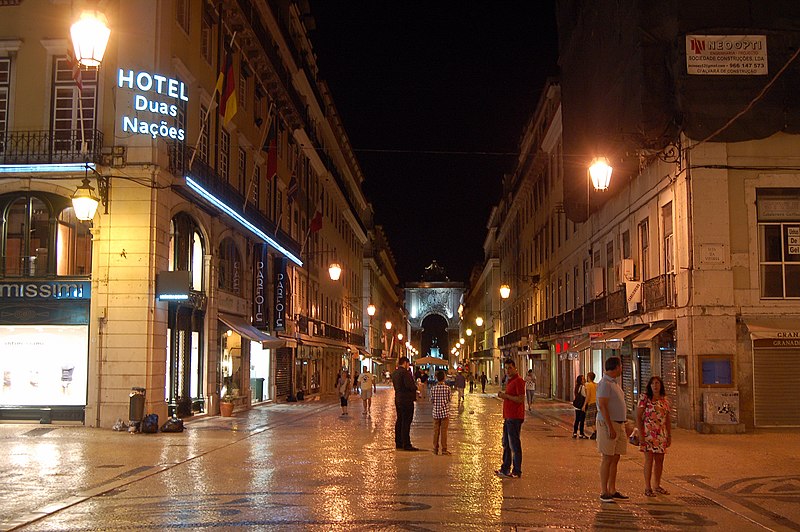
636, 376, 672, 496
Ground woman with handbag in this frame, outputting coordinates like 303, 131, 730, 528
572, 375, 588, 439
636, 376, 672, 496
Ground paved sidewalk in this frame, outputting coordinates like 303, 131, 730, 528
0, 385, 798, 530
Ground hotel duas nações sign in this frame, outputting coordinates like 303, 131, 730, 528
118, 69, 187, 142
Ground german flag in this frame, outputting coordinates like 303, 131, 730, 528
216, 44, 237, 125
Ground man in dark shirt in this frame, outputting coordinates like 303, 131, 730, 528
392, 356, 419, 451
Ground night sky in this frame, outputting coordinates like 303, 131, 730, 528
307, 2, 559, 284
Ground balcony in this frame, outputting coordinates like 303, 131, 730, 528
642, 273, 676, 312
0, 129, 103, 166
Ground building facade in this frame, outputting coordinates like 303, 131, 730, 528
490, 1, 800, 430
0, 0, 381, 426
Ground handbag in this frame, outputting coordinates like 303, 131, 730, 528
628, 427, 640, 446
572, 394, 586, 409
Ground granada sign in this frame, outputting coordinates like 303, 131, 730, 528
118, 69, 188, 141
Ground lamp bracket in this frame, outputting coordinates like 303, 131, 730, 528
85, 162, 110, 214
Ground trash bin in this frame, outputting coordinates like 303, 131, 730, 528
250, 378, 264, 402
129, 387, 146, 422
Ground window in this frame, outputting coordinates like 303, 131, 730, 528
199, 105, 209, 163
220, 128, 230, 181
758, 189, 800, 298
176, 0, 190, 34
238, 67, 247, 111
1, 193, 91, 277
237, 147, 246, 194
0, 58, 9, 152
639, 218, 649, 281
251, 165, 260, 207
606, 241, 614, 292
662, 202, 674, 274
200, 12, 213, 64
51, 57, 97, 153
622, 230, 631, 259
169, 213, 204, 292
573, 265, 579, 308
217, 238, 241, 295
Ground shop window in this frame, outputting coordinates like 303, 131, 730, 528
217, 237, 241, 295
699, 355, 734, 386
168, 213, 204, 292
757, 189, 800, 299
1, 193, 89, 277
51, 56, 97, 153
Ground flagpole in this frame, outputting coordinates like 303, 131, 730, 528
189, 31, 237, 174
243, 102, 275, 211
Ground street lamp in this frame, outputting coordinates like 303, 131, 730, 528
367, 304, 376, 316
499, 284, 511, 299
589, 157, 613, 191
475, 316, 484, 327
466, 328, 472, 336
70, 10, 111, 67
385, 321, 392, 331
327, 262, 342, 281
397, 333, 403, 341
71, 176, 101, 221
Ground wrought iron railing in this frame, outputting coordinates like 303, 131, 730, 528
0, 129, 103, 165
643, 273, 676, 312
607, 288, 627, 320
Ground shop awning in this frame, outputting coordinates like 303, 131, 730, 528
218, 312, 286, 349
358, 348, 372, 358
632, 321, 675, 347
592, 327, 646, 344
742, 316, 800, 339
567, 337, 590, 353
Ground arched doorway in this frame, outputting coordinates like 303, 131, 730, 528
421, 314, 449, 358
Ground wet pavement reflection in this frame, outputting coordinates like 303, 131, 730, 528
1, 385, 799, 530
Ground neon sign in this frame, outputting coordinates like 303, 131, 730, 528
118, 69, 187, 141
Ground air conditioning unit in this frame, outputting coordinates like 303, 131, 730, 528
618, 258, 635, 284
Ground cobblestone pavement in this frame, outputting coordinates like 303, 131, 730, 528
1, 385, 799, 531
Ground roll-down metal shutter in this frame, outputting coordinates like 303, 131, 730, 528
754, 348, 800, 426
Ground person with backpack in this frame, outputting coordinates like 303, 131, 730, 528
572, 374, 588, 438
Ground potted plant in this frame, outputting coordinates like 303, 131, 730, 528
219, 390, 235, 417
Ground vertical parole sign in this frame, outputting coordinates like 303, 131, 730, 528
273, 257, 288, 331
252, 245, 267, 329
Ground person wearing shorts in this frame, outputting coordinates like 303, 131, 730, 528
359, 366, 377, 416
596, 356, 629, 503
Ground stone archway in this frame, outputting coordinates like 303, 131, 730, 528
404, 261, 465, 366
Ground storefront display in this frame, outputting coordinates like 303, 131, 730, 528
0, 325, 88, 406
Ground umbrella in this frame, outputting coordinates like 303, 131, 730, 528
412, 356, 448, 365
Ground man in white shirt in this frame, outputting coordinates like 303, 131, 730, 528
596, 356, 629, 503
359, 366, 377, 416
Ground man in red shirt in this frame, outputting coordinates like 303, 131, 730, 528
495, 359, 525, 478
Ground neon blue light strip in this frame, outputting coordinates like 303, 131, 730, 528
0, 163, 96, 174
185, 176, 303, 267
159, 294, 190, 300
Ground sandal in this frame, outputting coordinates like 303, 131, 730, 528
644, 488, 656, 497
655, 487, 670, 495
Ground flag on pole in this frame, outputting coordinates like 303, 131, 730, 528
215, 43, 237, 125
66, 47, 83, 93
309, 211, 323, 233
286, 174, 298, 205
263, 117, 277, 181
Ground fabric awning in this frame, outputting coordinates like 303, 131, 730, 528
592, 327, 646, 344
357, 348, 372, 358
742, 316, 800, 339
632, 321, 676, 347
218, 312, 286, 348
567, 337, 590, 353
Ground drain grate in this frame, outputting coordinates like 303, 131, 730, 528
677, 495, 719, 507
23, 428, 55, 437
96, 464, 124, 469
